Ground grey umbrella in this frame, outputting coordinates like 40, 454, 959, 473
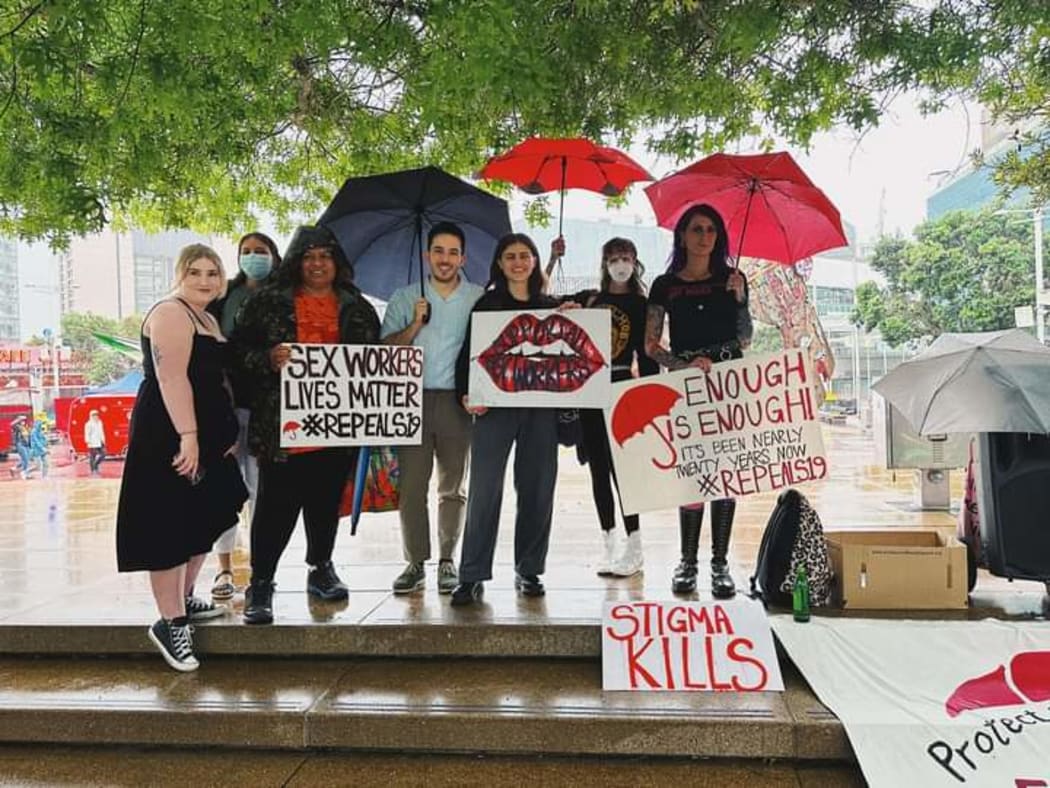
872, 329, 1050, 435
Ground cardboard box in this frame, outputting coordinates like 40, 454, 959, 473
826, 530, 968, 610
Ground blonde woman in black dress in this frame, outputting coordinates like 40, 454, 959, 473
116, 244, 247, 672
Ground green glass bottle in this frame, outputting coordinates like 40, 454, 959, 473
792, 566, 811, 623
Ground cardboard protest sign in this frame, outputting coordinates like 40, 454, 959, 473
772, 617, 1050, 785
467, 309, 611, 408
606, 349, 827, 514
602, 598, 783, 692
279, 343, 423, 448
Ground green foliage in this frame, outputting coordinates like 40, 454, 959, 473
851, 209, 1034, 346
60, 311, 141, 384
0, 1, 1047, 243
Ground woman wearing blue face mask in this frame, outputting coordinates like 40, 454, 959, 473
205, 232, 281, 601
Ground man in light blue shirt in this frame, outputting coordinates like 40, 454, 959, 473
382, 221, 485, 595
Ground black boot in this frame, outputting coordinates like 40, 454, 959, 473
243, 578, 275, 625
710, 499, 737, 599
672, 506, 703, 594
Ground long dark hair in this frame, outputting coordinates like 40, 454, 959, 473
600, 237, 647, 295
230, 232, 282, 288
275, 225, 356, 291
667, 203, 730, 276
487, 233, 545, 300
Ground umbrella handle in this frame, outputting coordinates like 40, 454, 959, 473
733, 180, 758, 268
415, 214, 431, 324
650, 428, 678, 470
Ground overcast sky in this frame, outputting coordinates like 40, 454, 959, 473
15, 93, 977, 340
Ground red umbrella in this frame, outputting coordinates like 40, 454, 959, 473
644, 151, 847, 265
610, 383, 682, 469
479, 137, 653, 237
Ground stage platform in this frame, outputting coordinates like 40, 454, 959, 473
0, 425, 1045, 785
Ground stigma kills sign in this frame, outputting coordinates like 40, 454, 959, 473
601, 599, 783, 692
279, 343, 423, 448
772, 617, 1050, 786
467, 309, 611, 408
607, 350, 828, 514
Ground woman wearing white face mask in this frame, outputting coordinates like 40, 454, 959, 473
205, 232, 281, 601
566, 238, 658, 578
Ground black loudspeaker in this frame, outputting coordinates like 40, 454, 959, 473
976, 432, 1050, 581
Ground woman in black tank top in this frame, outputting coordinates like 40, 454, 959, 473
645, 204, 753, 599
116, 244, 247, 672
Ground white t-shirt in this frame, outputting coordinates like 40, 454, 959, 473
84, 420, 105, 449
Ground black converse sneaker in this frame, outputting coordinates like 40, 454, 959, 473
148, 617, 199, 672
184, 595, 226, 621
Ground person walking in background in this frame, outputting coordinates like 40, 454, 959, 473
84, 409, 106, 475
9, 416, 31, 479
565, 237, 658, 578
116, 244, 248, 672
28, 419, 49, 479
645, 203, 752, 599
206, 232, 282, 601
450, 233, 569, 607
233, 226, 380, 625
381, 222, 483, 596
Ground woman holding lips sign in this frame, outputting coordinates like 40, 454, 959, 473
451, 233, 579, 607
645, 203, 753, 599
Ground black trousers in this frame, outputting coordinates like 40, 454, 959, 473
579, 407, 639, 535
250, 448, 356, 582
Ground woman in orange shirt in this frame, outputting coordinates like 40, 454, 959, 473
232, 226, 380, 624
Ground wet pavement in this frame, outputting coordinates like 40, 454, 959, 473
0, 423, 1045, 629
2, 423, 1043, 785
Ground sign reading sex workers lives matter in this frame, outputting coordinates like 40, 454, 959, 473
606, 349, 827, 514
602, 598, 783, 691
279, 343, 423, 448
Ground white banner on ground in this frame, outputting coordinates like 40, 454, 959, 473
279, 343, 423, 448
606, 350, 827, 515
771, 617, 1050, 786
602, 598, 784, 692
467, 309, 611, 408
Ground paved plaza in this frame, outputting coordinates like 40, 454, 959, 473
0, 424, 1045, 786
0, 423, 1045, 626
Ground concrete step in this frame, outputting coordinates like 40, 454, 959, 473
0, 656, 852, 764
0, 744, 866, 786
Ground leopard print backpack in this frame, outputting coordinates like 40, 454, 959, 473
749, 488, 834, 607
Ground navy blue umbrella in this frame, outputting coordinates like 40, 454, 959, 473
319, 166, 512, 302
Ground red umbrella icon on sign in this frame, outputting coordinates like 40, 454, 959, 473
282, 420, 301, 441
610, 384, 682, 469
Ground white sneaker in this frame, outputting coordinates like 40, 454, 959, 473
596, 531, 618, 577
611, 531, 644, 577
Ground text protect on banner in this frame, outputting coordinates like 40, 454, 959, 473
606, 350, 828, 515
601, 599, 784, 692
279, 343, 423, 448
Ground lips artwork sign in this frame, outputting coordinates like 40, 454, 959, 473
279, 343, 423, 448
606, 349, 828, 515
467, 309, 611, 407
772, 617, 1050, 785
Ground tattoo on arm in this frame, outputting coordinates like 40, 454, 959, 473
644, 304, 687, 370
151, 342, 163, 369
